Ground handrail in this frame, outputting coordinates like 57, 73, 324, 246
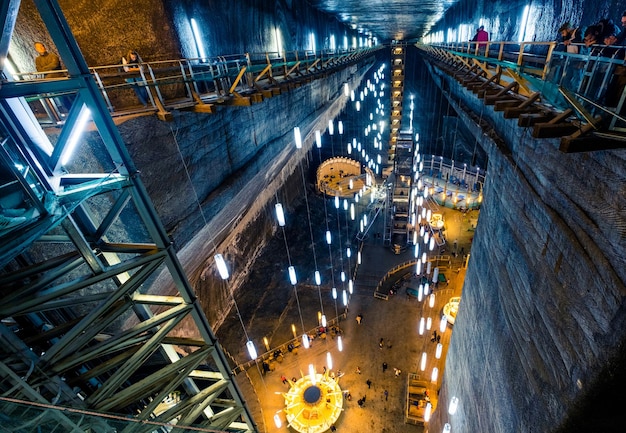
419, 40, 626, 132
5, 46, 381, 121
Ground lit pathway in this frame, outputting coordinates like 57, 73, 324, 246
239, 205, 475, 433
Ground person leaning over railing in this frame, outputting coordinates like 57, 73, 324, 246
121, 50, 149, 107
557, 22, 581, 54
603, 12, 626, 108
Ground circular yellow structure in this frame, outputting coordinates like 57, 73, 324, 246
284, 373, 343, 433
443, 296, 461, 325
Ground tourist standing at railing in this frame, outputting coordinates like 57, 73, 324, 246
581, 25, 603, 55
121, 50, 149, 107
34, 42, 64, 78
471, 26, 489, 46
607, 11, 626, 46
603, 12, 626, 108
34, 42, 72, 114
557, 22, 581, 54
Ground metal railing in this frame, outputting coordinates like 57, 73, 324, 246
420, 40, 626, 134
6, 47, 380, 122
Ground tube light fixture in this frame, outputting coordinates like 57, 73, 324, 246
275, 203, 286, 227
60, 105, 91, 166
214, 254, 229, 280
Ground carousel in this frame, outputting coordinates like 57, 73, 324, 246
283, 370, 344, 433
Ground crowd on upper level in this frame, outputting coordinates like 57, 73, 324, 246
558, 12, 626, 56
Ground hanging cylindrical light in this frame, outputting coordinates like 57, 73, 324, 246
343, 199, 348, 210
347, 247, 352, 257
321, 314, 327, 327
302, 334, 310, 349
337, 335, 343, 351
356, 101, 361, 111
294, 127, 302, 149
449, 396, 459, 415
326, 230, 332, 244
338, 120, 344, 135
414, 244, 419, 258
440, 315, 448, 333
431, 367, 439, 383
419, 317, 425, 335
275, 203, 286, 227
433, 267, 440, 283
315, 270, 321, 285
309, 364, 316, 384
424, 403, 432, 422
214, 254, 229, 280
435, 342, 443, 359
288, 266, 297, 285
332, 287, 337, 299
274, 414, 282, 428
427, 261, 432, 275
418, 285, 423, 302
424, 282, 430, 296
348, 279, 354, 294
344, 83, 349, 96
340, 271, 346, 282
357, 251, 362, 264
429, 293, 436, 308
429, 237, 435, 251
420, 352, 427, 371
426, 317, 432, 330
342, 290, 348, 306
416, 260, 422, 275
246, 340, 257, 360
422, 252, 427, 263
350, 203, 355, 220
335, 195, 340, 208
328, 120, 334, 135
315, 130, 322, 148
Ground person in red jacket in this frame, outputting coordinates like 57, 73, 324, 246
471, 26, 489, 46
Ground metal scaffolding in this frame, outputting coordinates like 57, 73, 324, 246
0, 1, 257, 432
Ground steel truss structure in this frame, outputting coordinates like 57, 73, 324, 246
0, 1, 257, 432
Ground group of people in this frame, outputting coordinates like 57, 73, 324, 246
558, 13, 626, 55
557, 12, 626, 107
34, 42, 149, 107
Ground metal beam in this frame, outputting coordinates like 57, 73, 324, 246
52, 303, 191, 374
88, 314, 188, 407
40, 257, 163, 366
100, 345, 212, 414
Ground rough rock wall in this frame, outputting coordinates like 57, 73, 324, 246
117, 60, 372, 329
431, 0, 626, 44
425, 63, 626, 432
164, 0, 354, 58
10, 0, 353, 72
11, 0, 181, 70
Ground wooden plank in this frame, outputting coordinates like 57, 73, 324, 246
484, 96, 519, 106
519, 112, 555, 127
493, 100, 522, 111
532, 122, 578, 138
504, 106, 541, 119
